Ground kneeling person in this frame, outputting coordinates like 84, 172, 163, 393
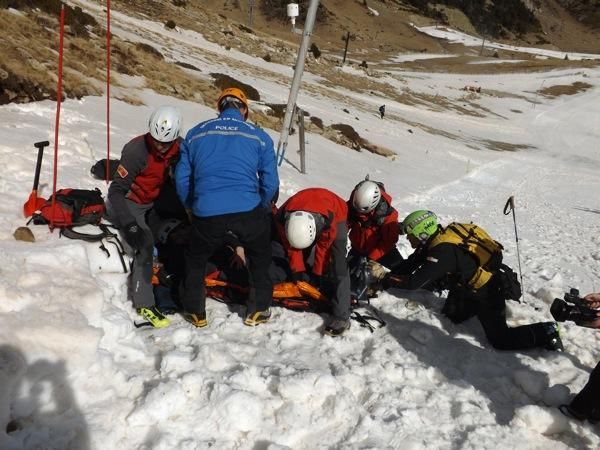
106, 106, 183, 328
275, 188, 351, 336
386, 210, 563, 351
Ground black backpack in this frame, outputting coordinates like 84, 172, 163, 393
90, 158, 120, 181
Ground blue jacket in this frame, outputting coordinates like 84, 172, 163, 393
175, 108, 279, 217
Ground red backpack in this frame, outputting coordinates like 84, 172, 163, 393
33, 188, 106, 228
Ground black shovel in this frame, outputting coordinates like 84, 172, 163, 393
23, 140, 49, 217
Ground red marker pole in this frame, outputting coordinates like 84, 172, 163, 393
106, 0, 111, 183
50, 4, 65, 230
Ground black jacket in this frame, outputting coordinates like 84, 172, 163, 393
393, 242, 484, 295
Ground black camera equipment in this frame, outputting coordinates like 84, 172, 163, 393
550, 288, 599, 324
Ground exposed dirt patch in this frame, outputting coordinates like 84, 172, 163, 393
211, 73, 261, 101
264, 103, 287, 119
136, 42, 164, 60
539, 81, 593, 97
0, 8, 215, 105
386, 54, 600, 75
329, 123, 395, 157
253, 101, 395, 157
480, 140, 535, 152
310, 116, 324, 130
402, 118, 462, 141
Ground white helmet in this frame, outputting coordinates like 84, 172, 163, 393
148, 106, 182, 142
285, 211, 316, 249
352, 180, 381, 213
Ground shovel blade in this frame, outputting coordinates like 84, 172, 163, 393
23, 191, 45, 218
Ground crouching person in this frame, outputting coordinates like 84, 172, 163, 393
274, 188, 351, 336
106, 106, 183, 328
385, 210, 563, 351
347, 178, 402, 268
347, 178, 402, 299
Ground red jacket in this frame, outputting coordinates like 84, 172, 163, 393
348, 190, 399, 261
276, 188, 348, 276
108, 134, 180, 225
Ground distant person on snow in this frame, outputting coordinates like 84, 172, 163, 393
384, 210, 563, 352
175, 87, 279, 328
379, 104, 385, 119
560, 292, 600, 423
347, 178, 402, 298
274, 188, 351, 336
106, 105, 183, 328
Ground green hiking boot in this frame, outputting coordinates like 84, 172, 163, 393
244, 309, 271, 326
183, 311, 208, 328
137, 306, 170, 328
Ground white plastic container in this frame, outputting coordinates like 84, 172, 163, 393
286, 3, 299, 18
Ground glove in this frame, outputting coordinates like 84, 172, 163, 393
123, 222, 146, 251
292, 271, 311, 283
367, 259, 387, 281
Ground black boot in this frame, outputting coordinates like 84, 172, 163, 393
540, 322, 564, 351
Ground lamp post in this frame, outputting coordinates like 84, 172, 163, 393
276, 0, 320, 167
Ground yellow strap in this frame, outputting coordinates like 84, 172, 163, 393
469, 267, 493, 290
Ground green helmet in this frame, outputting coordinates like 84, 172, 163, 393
402, 210, 438, 242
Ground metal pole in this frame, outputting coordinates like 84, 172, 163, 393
276, 0, 320, 166
503, 196, 525, 303
297, 106, 306, 174
106, 0, 111, 184
342, 30, 350, 65
248, 0, 254, 28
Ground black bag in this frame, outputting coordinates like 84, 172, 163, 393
497, 263, 522, 301
91, 158, 120, 181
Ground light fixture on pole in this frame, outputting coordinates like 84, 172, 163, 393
287, 3, 299, 31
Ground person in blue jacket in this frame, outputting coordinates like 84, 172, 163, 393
175, 87, 279, 328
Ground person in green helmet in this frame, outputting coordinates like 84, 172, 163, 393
384, 210, 563, 352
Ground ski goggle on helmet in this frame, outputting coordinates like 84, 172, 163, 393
402, 210, 438, 242
285, 211, 316, 249
148, 106, 182, 143
352, 180, 382, 213
217, 87, 249, 119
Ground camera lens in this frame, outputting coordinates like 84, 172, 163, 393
550, 298, 571, 322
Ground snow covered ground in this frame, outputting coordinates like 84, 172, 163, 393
1, 4, 600, 450
415, 25, 600, 61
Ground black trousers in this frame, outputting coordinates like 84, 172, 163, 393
571, 361, 600, 415
473, 280, 553, 350
182, 207, 272, 315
